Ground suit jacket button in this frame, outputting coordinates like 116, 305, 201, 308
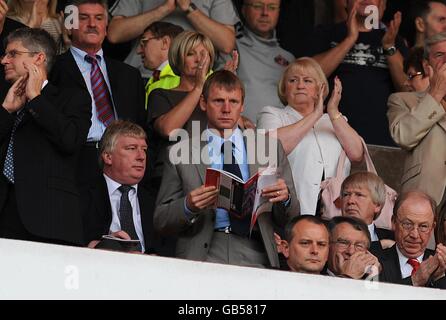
204, 243, 208, 248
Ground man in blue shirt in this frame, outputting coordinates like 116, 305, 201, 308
154, 70, 299, 268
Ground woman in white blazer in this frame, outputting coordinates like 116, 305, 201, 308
257, 57, 363, 215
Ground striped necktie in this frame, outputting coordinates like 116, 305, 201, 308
85, 55, 115, 126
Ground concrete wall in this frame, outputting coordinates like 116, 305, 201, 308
0, 239, 445, 299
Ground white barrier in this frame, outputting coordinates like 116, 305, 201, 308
0, 238, 445, 299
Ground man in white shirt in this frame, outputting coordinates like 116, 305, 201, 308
377, 191, 446, 288
84, 120, 164, 254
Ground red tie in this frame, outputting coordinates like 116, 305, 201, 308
85, 55, 115, 126
152, 69, 161, 82
408, 258, 420, 276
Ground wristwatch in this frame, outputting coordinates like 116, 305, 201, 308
383, 45, 397, 56
185, 2, 198, 14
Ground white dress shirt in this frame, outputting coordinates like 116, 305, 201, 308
396, 245, 423, 278
103, 174, 145, 252
368, 223, 379, 242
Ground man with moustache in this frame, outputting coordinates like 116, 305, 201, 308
50, 0, 146, 189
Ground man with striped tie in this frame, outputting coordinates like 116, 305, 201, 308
0, 28, 91, 244
50, 0, 146, 189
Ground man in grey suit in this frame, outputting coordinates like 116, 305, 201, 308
388, 31, 446, 224
154, 70, 299, 268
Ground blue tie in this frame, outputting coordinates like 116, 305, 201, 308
3, 110, 25, 184
221, 141, 250, 236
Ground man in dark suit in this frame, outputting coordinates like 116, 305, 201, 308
154, 70, 299, 268
50, 0, 146, 188
377, 191, 446, 289
84, 120, 165, 254
0, 28, 91, 245
340, 172, 395, 254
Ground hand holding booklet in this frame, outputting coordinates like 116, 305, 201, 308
205, 166, 279, 234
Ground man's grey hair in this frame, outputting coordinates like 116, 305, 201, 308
424, 31, 446, 59
6, 27, 57, 72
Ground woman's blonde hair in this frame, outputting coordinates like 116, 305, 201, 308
7, 0, 58, 20
168, 31, 215, 76
277, 57, 329, 106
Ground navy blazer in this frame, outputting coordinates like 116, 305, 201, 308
0, 83, 92, 244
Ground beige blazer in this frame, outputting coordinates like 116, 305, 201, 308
388, 91, 446, 204
153, 132, 299, 268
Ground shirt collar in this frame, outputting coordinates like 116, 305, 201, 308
41, 79, 48, 89
204, 126, 244, 156
157, 60, 169, 72
71, 46, 104, 61
103, 174, 138, 197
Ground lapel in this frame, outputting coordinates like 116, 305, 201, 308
246, 134, 260, 178
18, 82, 57, 128
137, 185, 154, 241
104, 57, 120, 116
97, 176, 113, 230
387, 245, 405, 282
64, 51, 89, 89
193, 138, 209, 184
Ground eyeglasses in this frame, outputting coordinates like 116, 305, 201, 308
139, 37, 159, 47
1, 49, 40, 60
394, 215, 432, 233
244, 2, 280, 11
331, 239, 368, 252
407, 71, 423, 81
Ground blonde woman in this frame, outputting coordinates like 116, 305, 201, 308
257, 57, 363, 215
7, 0, 68, 53
147, 31, 214, 189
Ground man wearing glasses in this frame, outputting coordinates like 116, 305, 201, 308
0, 28, 91, 245
236, 0, 294, 124
376, 191, 446, 288
325, 216, 381, 280
136, 21, 184, 109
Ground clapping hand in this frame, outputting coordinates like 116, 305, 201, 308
382, 11, 401, 50
23, 61, 44, 100
327, 76, 342, 117
223, 50, 239, 74
2, 75, 27, 113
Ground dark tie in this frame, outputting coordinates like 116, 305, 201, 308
408, 258, 420, 276
85, 55, 115, 126
3, 110, 25, 184
152, 69, 161, 82
118, 185, 141, 251
221, 141, 250, 236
